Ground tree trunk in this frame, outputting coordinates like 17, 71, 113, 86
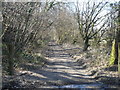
114, 29, 120, 65
118, 3, 120, 79
118, 43, 120, 74
7, 44, 14, 75
83, 38, 89, 51
114, 39, 118, 64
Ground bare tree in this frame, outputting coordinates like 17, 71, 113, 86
2, 1, 56, 75
50, 3, 78, 44
75, 1, 109, 51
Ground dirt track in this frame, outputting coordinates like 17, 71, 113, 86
14, 41, 107, 88
3, 42, 118, 89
